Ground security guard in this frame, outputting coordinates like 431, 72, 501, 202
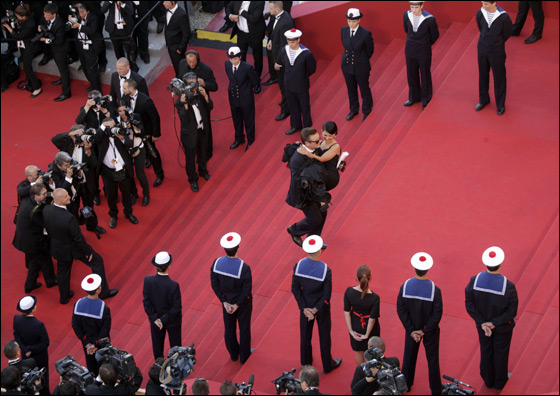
291, 235, 342, 373
71, 274, 111, 376
211, 232, 253, 364
465, 246, 518, 390
341, 8, 374, 122
143, 251, 182, 360
396, 252, 442, 394
225, 46, 260, 152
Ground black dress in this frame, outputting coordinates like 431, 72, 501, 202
317, 143, 340, 191
344, 287, 380, 351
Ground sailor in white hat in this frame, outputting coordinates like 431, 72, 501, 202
143, 251, 182, 360
292, 235, 342, 373
211, 232, 254, 364
341, 7, 374, 122
397, 252, 443, 394
465, 246, 518, 389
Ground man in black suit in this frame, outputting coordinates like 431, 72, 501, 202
163, 1, 191, 78
341, 8, 374, 121
211, 233, 253, 364
3, 340, 37, 374
512, 1, 544, 44
403, 2, 439, 110
42, 188, 118, 304
143, 251, 182, 360
76, 91, 114, 129
12, 184, 57, 294
264, 1, 293, 85
226, 1, 265, 94
298, 366, 322, 395
110, 57, 149, 107
123, 78, 164, 187
276, 29, 316, 135
101, 1, 138, 72
16, 166, 47, 221
175, 72, 213, 192
266, 1, 294, 121
178, 50, 218, 160
13, 296, 51, 394
85, 363, 143, 395
47, 151, 88, 219
225, 47, 260, 151
40, 3, 72, 102
132, 1, 151, 64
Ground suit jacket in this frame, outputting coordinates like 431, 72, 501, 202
17, 179, 32, 202
11, 17, 38, 54
51, 133, 98, 193
291, 259, 332, 314
476, 7, 512, 55
175, 95, 214, 149
341, 25, 374, 74
75, 106, 108, 129
164, 5, 191, 53
210, 257, 253, 307
102, 1, 134, 35
12, 197, 48, 254
350, 356, 401, 395
225, 60, 259, 107
177, 60, 218, 93
93, 126, 134, 177
8, 357, 37, 374
143, 274, 182, 328
403, 10, 439, 59
279, 46, 316, 93
286, 151, 307, 207
266, 2, 294, 35
226, 1, 266, 40
76, 12, 104, 53
85, 367, 142, 395
42, 204, 93, 262
39, 14, 70, 54
127, 91, 161, 138
47, 160, 86, 200
13, 315, 50, 369
109, 70, 149, 105
269, 11, 294, 63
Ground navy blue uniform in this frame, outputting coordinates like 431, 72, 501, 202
13, 315, 50, 393
465, 271, 518, 389
226, 60, 260, 145
269, 11, 295, 115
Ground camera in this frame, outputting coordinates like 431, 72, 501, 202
79, 128, 97, 144
360, 350, 408, 395
272, 368, 302, 395
234, 374, 254, 395
20, 367, 45, 394
95, 338, 137, 382
31, 26, 55, 44
1, 10, 19, 29
65, 5, 80, 30
94, 95, 112, 108
110, 125, 127, 137
80, 206, 94, 219
37, 169, 53, 181
69, 159, 87, 172
441, 375, 475, 395
168, 78, 198, 102
55, 355, 94, 395
159, 344, 197, 391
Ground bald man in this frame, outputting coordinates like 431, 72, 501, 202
17, 166, 45, 205
42, 189, 117, 304
110, 57, 149, 105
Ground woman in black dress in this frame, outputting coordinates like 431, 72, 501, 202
344, 265, 380, 365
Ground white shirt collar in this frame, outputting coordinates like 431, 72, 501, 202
170, 4, 178, 14
54, 203, 68, 210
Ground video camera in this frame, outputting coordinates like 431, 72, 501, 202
31, 25, 55, 44
20, 367, 45, 394
441, 375, 475, 395
159, 344, 197, 392
167, 78, 198, 102
272, 368, 302, 395
234, 374, 254, 395
55, 355, 94, 395
1, 10, 19, 29
361, 347, 408, 395
95, 338, 137, 383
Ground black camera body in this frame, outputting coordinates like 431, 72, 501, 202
94, 95, 112, 108
55, 355, 94, 395
70, 159, 87, 172
79, 128, 97, 144
168, 78, 199, 102
20, 367, 45, 394
234, 374, 254, 395
1, 10, 19, 29
31, 26, 55, 44
95, 338, 137, 382
65, 5, 81, 30
361, 349, 408, 395
159, 344, 197, 391
272, 368, 302, 395
110, 125, 127, 137
38, 169, 54, 181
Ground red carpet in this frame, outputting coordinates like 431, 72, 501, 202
1, 14, 558, 396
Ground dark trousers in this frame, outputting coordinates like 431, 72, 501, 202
478, 51, 507, 109
83, 346, 100, 376
477, 327, 513, 389
168, 47, 185, 78
101, 167, 133, 218
343, 70, 373, 115
56, 251, 108, 303
237, 30, 264, 77
34, 352, 49, 395
25, 250, 56, 291
181, 131, 209, 183
148, 140, 164, 179
20, 48, 41, 91
299, 307, 334, 372
222, 300, 252, 363
77, 44, 101, 91
133, 18, 150, 59
110, 31, 137, 64
266, 45, 277, 81
130, 147, 150, 197
401, 328, 441, 394
230, 103, 255, 144
277, 67, 289, 114
150, 323, 182, 360
286, 89, 312, 130
512, 1, 544, 37
292, 203, 327, 237
52, 49, 71, 96
405, 55, 433, 106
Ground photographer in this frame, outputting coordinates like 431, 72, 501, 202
16, 166, 45, 205
3, 340, 37, 376
191, 378, 209, 395
51, 377, 80, 395
145, 358, 167, 395
46, 152, 86, 218
76, 91, 114, 129
85, 363, 142, 395
296, 365, 321, 395
2, 4, 42, 98
100, 2, 138, 74
1, 366, 24, 395
219, 380, 237, 395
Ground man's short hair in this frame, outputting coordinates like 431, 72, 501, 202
414, 268, 428, 277
59, 380, 80, 395
88, 89, 102, 99
149, 358, 165, 384
3, 340, 19, 360
1, 366, 21, 391
125, 79, 138, 90
487, 264, 501, 272
299, 366, 320, 388
270, 1, 284, 10
43, 3, 58, 14
192, 377, 210, 395
99, 363, 118, 387
224, 245, 239, 257
30, 183, 46, 198
368, 336, 386, 353
301, 127, 318, 143
219, 380, 237, 395
70, 124, 85, 132
55, 151, 73, 167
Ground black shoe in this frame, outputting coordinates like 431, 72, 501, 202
46, 280, 58, 288
346, 111, 358, 121
278, 101, 282, 106
275, 112, 290, 121
100, 289, 119, 299
145, 159, 151, 168
422, 103, 427, 110
95, 226, 106, 234
60, 290, 75, 305
497, 107, 505, 116
262, 78, 278, 86
25, 282, 42, 294
51, 79, 62, 85
38, 56, 52, 66
245, 143, 252, 151
524, 35, 541, 44
324, 358, 342, 373
475, 102, 487, 111
126, 214, 138, 224
157, 21, 165, 34
190, 182, 199, 192
130, 62, 139, 73
241, 348, 256, 364
287, 225, 303, 247
362, 113, 370, 122
93, 195, 100, 206
201, 173, 211, 181
403, 100, 416, 107
109, 217, 117, 228
254, 85, 261, 94
30, 89, 42, 98
131, 194, 138, 205
285, 128, 300, 135
54, 93, 72, 102
141, 55, 150, 64
230, 140, 244, 150
153, 177, 163, 187
142, 196, 150, 206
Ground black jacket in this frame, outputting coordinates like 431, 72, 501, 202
51, 133, 98, 192
476, 6, 512, 55
11, 17, 38, 54
341, 25, 374, 74
278, 46, 316, 93
85, 366, 142, 395
350, 356, 401, 395
93, 125, 134, 177
403, 10, 439, 59
109, 70, 149, 105
164, 5, 191, 53
39, 14, 70, 54
175, 95, 214, 149
210, 257, 252, 307
127, 91, 161, 137
75, 12, 104, 52
71, 297, 111, 347
269, 11, 294, 63
76, 106, 109, 129
397, 278, 443, 334
143, 274, 182, 328
12, 197, 48, 254
13, 315, 50, 369
226, 1, 266, 40
225, 60, 260, 107
177, 59, 218, 93
102, 1, 134, 35
291, 259, 332, 314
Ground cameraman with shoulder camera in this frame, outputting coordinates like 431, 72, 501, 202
85, 363, 142, 395
3, 340, 37, 376
145, 358, 167, 395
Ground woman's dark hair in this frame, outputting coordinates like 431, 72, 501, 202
322, 120, 338, 135
14, 4, 31, 18
414, 268, 428, 277
224, 245, 239, 257
156, 265, 170, 273
356, 265, 371, 299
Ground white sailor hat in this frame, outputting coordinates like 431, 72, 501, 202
227, 46, 242, 58
284, 28, 302, 39
346, 8, 363, 20
411, 252, 433, 270
81, 274, 102, 292
151, 251, 173, 267
303, 235, 323, 254
482, 246, 505, 267
221, 232, 241, 249
17, 295, 37, 314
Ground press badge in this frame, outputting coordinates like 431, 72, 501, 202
17, 40, 25, 49
82, 43, 89, 50
116, 22, 124, 30
113, 159, 123, 171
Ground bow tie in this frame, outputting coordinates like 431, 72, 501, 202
120, 75, 127, 80
168, 9, 173, 13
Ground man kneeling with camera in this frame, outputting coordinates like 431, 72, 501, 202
85, 363, 142, 395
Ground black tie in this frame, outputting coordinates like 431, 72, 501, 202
168, 9, 173, 13
120, 75, 126, 80
233, 66, 237, 74
351, 30, 355, 37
